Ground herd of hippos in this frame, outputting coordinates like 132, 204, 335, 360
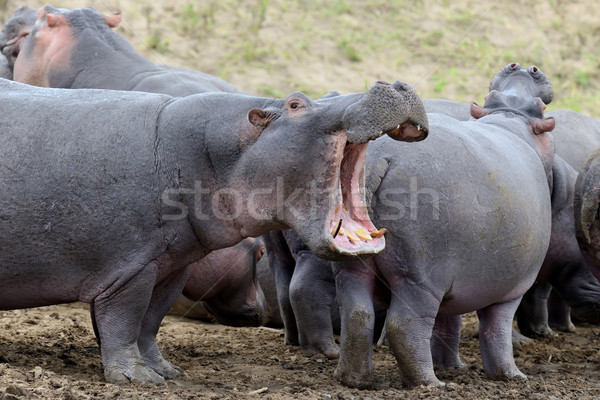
1, 3, 600, 391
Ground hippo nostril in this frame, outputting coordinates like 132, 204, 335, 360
375, 80, 390, 86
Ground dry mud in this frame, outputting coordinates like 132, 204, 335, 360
1, 303, 599, 399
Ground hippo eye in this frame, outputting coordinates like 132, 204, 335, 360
289, 100, 305, 111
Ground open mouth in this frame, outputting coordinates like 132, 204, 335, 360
327, 142, 386, 255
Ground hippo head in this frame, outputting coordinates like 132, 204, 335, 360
198, 238, 269, 327
575, 150, 600, 281
470, 63, 556, 173
0, 6, 37, 69
183, 81, 428, 260
10, 5, 122, 87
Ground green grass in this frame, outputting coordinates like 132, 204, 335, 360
1, 0, 599, 118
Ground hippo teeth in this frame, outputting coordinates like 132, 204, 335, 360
354, 228, 373, 241
370, 228, 386, 238
331, 219, 343, 239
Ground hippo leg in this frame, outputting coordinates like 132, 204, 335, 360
93, 261, 165, 384
137, 266, 191, 379
332, 260, 377, 389
477, 297, 526, 380
264, 231, 300, 346
290, 252, 339, 359
547, 290, 576, 332
511, 327, 533, 350
89, 303, 101, 346
516, 282, 555, 337
431, 314, 466, 370
385, 283, 442, 388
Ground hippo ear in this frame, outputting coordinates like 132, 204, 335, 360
470, 102, 489, 119
46, 13, 67, 28
104, 13, 122, 28
248, 109, 274, 128
531, 117, 555, 135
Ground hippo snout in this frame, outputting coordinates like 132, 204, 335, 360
343, 80, 428, 144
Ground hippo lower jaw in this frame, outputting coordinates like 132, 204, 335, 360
326, 142, 386, 258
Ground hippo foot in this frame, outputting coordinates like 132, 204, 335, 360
104, 362, 166, 385
548, 320, 576, 333
302, 342, 340, 359
518, 323, 556, 338
149, 359, 182, 380
487, 367, 527, 382
284, 332, 300, 347
511, 327, 534, 350
434, 357, 466, 371
334, 367, 374, 389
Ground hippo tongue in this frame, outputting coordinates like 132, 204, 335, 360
329, 143, 385, 254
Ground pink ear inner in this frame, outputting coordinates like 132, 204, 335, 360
470, 102, 489, 119
104, 13, 122, 28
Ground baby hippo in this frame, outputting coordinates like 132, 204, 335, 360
169, 237, 268, 327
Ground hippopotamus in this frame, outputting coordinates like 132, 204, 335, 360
0, 77, 428, 384
329, 63, 555, 388
262, 229, 390, 359
514, 109, 600, 334
0, 5, 271, 327
1, 5, 240, 95
167, 237, 267, 326
575, 150, 600, 283
422, 96, 600, 334
422, 98, 471, 120
0, 5, 36, 76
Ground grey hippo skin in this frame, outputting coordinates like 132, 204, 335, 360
423, 96, 600, 333
575, 151, 600, 286
262, 229, 388, 359
0, 55, 11, 79
422, 98, 471, 120
1, 5, 240, 95
0, 5, 269, 327
0, 77, 428, 384
332, 63, 555, 388
515, 109, 600, 333
0, 6, 37, 76
167, 237, 268, 326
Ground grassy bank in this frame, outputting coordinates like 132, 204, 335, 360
1, 0, 598, 116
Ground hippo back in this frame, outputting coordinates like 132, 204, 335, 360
549, 109, 600, 172
423, 98, 471, 121
368, 113, 552, 314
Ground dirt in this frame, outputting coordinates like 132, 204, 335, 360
0, 303, 599, 399
1, 1, 600, 399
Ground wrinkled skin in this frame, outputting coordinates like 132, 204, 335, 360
0, 78, 427, 384
167, 237, 268, 327
263, 230, 343, 359
423, 96, 600, 334
0, 5, 258, 328
0, 5, 274, 329
3, 5, 240, 95
262, 229, 388, 359
255, 255, 284, 327
575, 150, 600, 284
332, 63, 555, 388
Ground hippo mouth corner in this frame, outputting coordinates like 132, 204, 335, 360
327, 142, 386, 256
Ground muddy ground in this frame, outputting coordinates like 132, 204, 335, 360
1, 303, 599, 399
